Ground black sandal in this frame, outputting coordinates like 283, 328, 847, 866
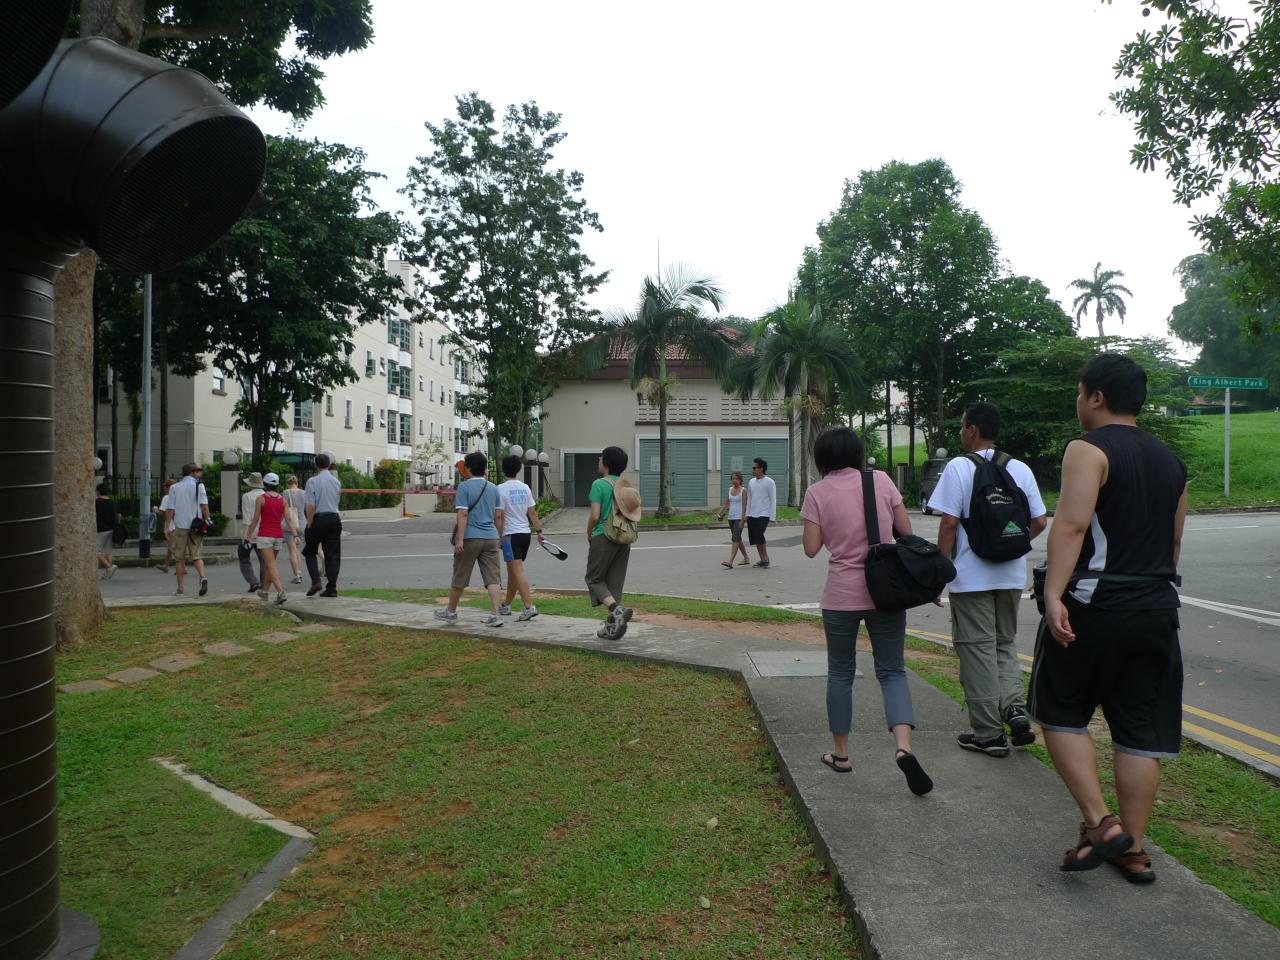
1061, 814, 1134, 872
895, 749, 934, 795
821, 753, 852, 773
1107, 848, 1155, 884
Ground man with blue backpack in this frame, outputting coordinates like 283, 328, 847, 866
929, 402, 1048, 757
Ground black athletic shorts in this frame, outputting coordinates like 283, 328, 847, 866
1029, 595, 1183, 758
501, 533, 532, 562
746, 516, 770, 546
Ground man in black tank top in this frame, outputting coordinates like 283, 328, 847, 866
1031, 354, 1188, 884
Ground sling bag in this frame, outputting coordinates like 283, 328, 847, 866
861, 470, 955, 611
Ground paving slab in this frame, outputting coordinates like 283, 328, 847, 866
203, 641, 253, 657
748, 649, 862, 678
106, 666, 161, 684
290, 623, 335, 634
188, 594, 1280, 960
254, 631, 297, 645
150, 653, 202, 673
59, 679, 115, 694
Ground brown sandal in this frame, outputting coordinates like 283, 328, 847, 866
1060, 814, 1134, 872
1107, 848, 1155, 884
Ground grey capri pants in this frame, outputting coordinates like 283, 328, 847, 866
821, 608, 915, 735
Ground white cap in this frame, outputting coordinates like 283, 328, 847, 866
263, 472, 280, 486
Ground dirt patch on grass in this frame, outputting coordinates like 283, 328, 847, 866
637, 611, 827, 646
1172, 820, 1264, 870
275, 908, 339, 947
319, 842, 357, 867
276, 770, 334, 792
433, 800, 475, 823
332, 806, 403, 834
284, 785, 351, 823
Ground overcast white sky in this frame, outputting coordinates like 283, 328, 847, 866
250, 1, 1209, 348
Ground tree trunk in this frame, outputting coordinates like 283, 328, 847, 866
785, 392, 798, 507
656, 393, 672, 519
935, 345, 947, 453
908, 384, 916, 472
1096, 303, 1105, 339
110, 369, 119, 488
53, 253, 106, 648
884, 378, 893, 473
799, 405, 808, 502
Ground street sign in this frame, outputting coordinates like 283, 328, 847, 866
1188, 375, 1269, 389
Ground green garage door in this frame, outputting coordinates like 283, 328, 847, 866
719, 438, 789, 506
639, 438, 708, 508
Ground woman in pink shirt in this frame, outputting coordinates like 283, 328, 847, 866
801, 427, 933, 796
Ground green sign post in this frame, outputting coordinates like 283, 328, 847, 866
1187, 375, 1270, 497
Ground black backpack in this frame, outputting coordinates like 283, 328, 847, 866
961, 451, 1032, 562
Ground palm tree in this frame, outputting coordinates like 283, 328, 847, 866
1070, 262, 1133, 337
728, 294, 862, 502
594, 265, 735, 518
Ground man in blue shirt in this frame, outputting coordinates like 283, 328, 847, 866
303, 452, 343, 597
436, 451, 505, 627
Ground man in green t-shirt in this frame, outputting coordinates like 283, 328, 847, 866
586, 445, 634, 639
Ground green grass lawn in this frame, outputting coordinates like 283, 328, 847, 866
640, 506, 802, 526
59, 606, 858, 958
1179, 411, 1280, 509
902, 642, 1279, 927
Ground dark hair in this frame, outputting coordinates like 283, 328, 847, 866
314, 453, 331, 470
181, 462, 200, 476
501, 454, 522, 478
813, 426, 864, 475
601, 445, 628, 476
96, 483, 107, 496
1078, 353, 1146, 415
464, 451, 487, 477
753, 457, 767, 473
963, 402, 1001, 441
730, 470, 743, 485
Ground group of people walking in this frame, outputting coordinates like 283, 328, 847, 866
716, 458, 777, 569
801, 353, 1185, 884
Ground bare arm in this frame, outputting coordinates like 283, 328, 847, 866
1029, 515, 1048, 539
526, 504, 545, 540
1172, 487, 1188, 567
892, 502, 912, 537
588, 502, 601, 540
453, 507, 468, 554
937, 513, 960, 558
1044, 441, 1106, 647
495, 506, 505, 538
802, 519, 823, 558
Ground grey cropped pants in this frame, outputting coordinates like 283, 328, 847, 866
822, 608, 915, 735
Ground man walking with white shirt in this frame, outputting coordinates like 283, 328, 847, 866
303, 452, 343, 597
165, 462, 211, 597
929, 402, 1047, 756
745, 457, 777, 569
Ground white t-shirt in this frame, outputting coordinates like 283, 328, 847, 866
241, 488, 263, 530
159, 493, 174, 534
927, 449, 1046, 593
167, 476, 209, 530
747, 476, 776, 519
497, 479, 535, 535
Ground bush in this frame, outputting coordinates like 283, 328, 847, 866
208, 512, 230, 536
336, 463, 383, 510
535, 497, 558, 519
374, 459, 407, 507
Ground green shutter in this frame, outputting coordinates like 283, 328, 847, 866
639, 439, 707, 508
719, 438, 789, 506
563, 454, 575, 506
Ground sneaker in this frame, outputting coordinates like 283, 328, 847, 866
306, 583, 323, 597
1006, 706, 1036, 747
608, 605, 632, 641
433, 609, 459, 623
516, 606, 539, 622
257, 589, 269, 601
753, 561, 770, 569
104, 564, 117, 580
499, 604, 512, 617
291, 575, 304, 585
247, 583, 260, 593
956, 732, 1010, 757
320, 588, 338, 598
198, 578, 209, 597
173, 589, 184, 596
596, 619, 615, 639
484, 614, 503, 628
275, 592, 288, 606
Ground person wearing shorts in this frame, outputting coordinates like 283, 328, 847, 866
95, 484, 120, 580
498, 455, 546, 621
436, 451, 505, 628
165, 462, 210, 597
746, 457, 776, 567
1035, 354, 1188, 884
245, 472, 296, 605
716, 470, 749, 568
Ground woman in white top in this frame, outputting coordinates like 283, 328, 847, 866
282, 475, 307, 584
716, 470, 750, 569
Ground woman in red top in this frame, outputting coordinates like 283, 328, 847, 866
246, 472, 296, 604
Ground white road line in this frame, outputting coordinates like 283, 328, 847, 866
1179, 594, 1280, 626
1182, 524, 1261, 531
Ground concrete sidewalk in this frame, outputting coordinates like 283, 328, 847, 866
109, 594, 1280, 958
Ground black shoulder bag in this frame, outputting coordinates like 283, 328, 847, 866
862, 470, 956, 611
189, 482, 212, 535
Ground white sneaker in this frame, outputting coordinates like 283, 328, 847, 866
104, 564, 117, 580
516, 606, 539, 622
499, 604, 512, 617
275, 592, 288, 605
291, 575, 304, 584
433, 609, 458, 623
258, 589, 268, 601
484, 614, 503, 628
596, 619, 614, 639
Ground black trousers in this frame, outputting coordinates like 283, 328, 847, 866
303, 512, 342, 587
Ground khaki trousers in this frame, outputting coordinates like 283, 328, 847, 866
949, 588, 1025, 740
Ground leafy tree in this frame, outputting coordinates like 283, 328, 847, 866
1112, 0, 1280, 331
162, 135, 406, 469
727, 295, 862, 501
1169, 254, 1280, 406
54, 0, 375, 645
404, 93, 606, 458
589, 266, 735, 518
815, 158, 1000, 455
1069, 262, 1132, 337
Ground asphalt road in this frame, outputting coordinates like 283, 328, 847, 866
101, 509, 1280, 770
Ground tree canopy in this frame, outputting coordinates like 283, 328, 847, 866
1113, 0, 1280, 331
404, 93, 606, 454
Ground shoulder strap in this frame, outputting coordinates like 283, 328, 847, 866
861, 469, 881, 547
962, 452, 985, 468
992, 450, 1011, 469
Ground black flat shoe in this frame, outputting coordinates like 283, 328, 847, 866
896, 749, 933, 796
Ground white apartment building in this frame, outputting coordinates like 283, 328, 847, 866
94, 259, 484, 486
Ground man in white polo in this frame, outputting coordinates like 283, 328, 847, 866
165, 462, 211, 597
745, 457, 777, 568
929, 402, 1047, 757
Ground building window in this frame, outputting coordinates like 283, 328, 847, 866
418, 331, 424, 348
325, 395, 333, 417
293, 400, 314, 430
430, 420, 435, 440
387, 360, 398, 395
98, 368, 113, 403
387, 411, 397, 443
211, 449, 222, 463
419, 418, 424, 436
418, 376, 424, 393
429, 338, 434, 359
379, 408, 386, 428
365, 459, 372, 475
365, 351, 375, 378
440, 387, 446, 405
346, 458, 353, 467
212, 369, 225, 393
399, 415, 412, 445
379, 357, 386, 374
345, 399, 353, 428
365, 404, 374, 432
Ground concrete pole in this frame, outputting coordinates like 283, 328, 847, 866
1224, 386, 1231, 499
138, 273, 152, 558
